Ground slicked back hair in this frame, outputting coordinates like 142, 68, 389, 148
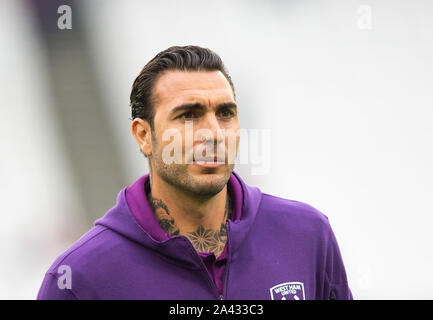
130, 45, 236, 129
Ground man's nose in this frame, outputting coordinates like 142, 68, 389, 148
203, 114, 221, 139
201, 113, 223, 141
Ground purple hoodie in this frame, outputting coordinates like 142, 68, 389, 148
37, 171, 352, 300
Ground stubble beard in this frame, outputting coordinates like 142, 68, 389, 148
150, 137, 235, 198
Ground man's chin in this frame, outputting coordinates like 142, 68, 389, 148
189, 169, 226, 185
154, 160, 234, 197
186, 165, 233, 196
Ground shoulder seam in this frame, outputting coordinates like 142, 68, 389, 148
261, 193, 330, 221
261, 193, 318, 209
324, 231, 349, 287
42, 272, 81, 300
49, 226, 109, 272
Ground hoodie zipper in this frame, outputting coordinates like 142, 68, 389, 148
221, 221, 232, 300
181, 236, 222, 299
182, 220, 231, 300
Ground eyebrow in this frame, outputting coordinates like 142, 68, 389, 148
170, 102, 237, 117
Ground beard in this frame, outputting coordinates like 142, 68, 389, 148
150, 135, 235, 198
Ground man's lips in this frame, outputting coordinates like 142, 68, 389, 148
192, 156, 225, 167
193, 161, 225, 168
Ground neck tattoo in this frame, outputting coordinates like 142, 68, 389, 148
146, 190, 233, 258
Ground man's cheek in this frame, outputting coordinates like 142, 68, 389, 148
159, 130, 184, 165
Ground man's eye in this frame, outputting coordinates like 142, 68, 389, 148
179, 112, 198, 120
218, 109, 235, 119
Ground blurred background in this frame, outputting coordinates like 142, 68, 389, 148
1, 0, 433, 299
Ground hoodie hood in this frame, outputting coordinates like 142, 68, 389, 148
94, 171, 263, 268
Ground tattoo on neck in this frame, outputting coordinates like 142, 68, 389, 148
147, 193, 180, 236
146, 190, 233, 257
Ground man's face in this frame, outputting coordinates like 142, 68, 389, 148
150, 70, 240, 197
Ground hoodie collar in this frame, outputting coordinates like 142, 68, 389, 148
124, 171, 244, 243
94, 171, 262, 268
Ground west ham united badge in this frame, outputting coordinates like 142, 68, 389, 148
269, 282, 306, 300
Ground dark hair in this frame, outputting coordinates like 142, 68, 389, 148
130, 45, 236, 129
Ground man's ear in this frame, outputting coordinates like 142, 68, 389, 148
131, 118, 153, 157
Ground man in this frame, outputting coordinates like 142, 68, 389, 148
37, 45, 352, 300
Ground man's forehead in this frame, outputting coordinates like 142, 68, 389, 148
152, 70, 234, 106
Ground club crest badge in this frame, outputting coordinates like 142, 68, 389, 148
270, 282, 306, 300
